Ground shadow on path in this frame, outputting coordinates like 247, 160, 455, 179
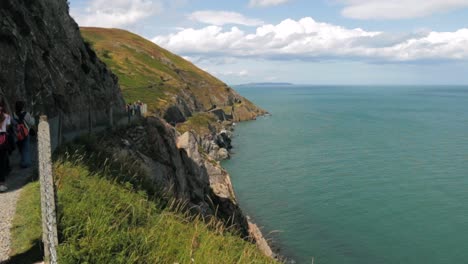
2, 240, 43, 264
0, 139, 38, 263
2, 141, 37, 193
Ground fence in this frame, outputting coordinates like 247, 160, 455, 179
35, 103, 147, 263
46, 104, 148, 151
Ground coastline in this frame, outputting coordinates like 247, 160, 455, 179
221, 113, 297, 263
213, 115, 279, 260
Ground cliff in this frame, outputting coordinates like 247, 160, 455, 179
80, 28, 267, 123
0, 0, 123, 121
98, 118, 276, 258
0, 0, 275, 260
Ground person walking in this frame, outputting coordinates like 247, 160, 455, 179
0, 100, 11, 192
131, 102, 136, 116
14, 101, 35, 168
126, 103, 132, 123
136, 101, 142, 117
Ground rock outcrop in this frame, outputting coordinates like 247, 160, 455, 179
200, 128, 234, 161
111, 119, 248, 235
116, 119, 275, 257
0, 0, 123, 123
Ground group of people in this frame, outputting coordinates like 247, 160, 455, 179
126, 100, 144, 122
0, 100, 35, 192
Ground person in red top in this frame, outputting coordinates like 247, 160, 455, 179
0, 100, 12, 192
14, 101, 35, 169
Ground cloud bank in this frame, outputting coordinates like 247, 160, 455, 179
339, 0, 468, 20
71, 0, 162, 28
189, 11, 264, 26
153, 17, 468, 62
248, 0, 291, 8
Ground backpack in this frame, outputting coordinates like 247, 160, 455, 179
15, 112, 29, 142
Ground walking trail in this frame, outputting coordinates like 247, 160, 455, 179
0, 143, 36, 263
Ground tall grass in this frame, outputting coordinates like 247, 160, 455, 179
10, 140, 275, 263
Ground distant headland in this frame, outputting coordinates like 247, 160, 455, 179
236, 82, 294, 86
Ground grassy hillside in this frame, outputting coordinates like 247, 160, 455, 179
80, 27, 264, 120
10, 153, 274, 263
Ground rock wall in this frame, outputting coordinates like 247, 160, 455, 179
116, 118, 275, 257
0, 0, 123, 122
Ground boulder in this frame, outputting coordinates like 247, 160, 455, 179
217, 148, 229, 160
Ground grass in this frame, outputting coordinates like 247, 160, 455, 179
79, 27, 265, 119
9, 182, 43, 263
10, 141, 275, 264
176, 113, 220, 135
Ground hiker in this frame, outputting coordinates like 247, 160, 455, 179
126, 103, 131, 122
14, 101, 35, 168
0, 100, 11, 192
130, 102, 135, 116
136, 101, 142, 117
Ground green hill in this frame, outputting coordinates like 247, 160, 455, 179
80, 27, 266, 122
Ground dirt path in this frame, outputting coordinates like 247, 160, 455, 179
0, 143, 36, 263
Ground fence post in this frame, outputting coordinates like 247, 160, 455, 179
38, 115, 59, 264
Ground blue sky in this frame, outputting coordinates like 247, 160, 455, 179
70, 0, 468, 85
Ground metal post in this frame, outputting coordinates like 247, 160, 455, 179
38, 116, 59, 264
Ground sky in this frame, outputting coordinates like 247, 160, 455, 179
70, 0, 468, 85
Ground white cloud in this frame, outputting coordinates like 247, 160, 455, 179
152, 17, 468, 62
71, 0, 162, 28
222, 70, 250, 77
339, 0, 468, 20
208, 70, 250, 77
189, 11, 264, 26
249, 0, 290, 7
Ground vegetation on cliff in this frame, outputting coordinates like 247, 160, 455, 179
10, 143, 274, 263
176, 113, 221, 135
80, 27, 266, 122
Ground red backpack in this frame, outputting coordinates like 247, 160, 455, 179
15, 112, 29, 141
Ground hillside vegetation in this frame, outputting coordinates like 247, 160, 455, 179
80, 28, 265, 122
10, 144, 274, 264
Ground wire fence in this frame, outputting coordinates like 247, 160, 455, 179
36, 103, 147, 263
46, 104, 148, 151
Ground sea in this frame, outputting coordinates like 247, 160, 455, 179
222, 85, 468, 264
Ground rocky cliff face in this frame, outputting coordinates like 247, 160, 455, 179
0, 0, 123, 121
113, 118, 274, 257
119, 119, 249, 234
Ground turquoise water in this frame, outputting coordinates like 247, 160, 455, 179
223, 86, 468, 264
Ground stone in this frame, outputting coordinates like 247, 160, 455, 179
217, 148, 229, 160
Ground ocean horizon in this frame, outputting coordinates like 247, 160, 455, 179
224, 85, 468, 264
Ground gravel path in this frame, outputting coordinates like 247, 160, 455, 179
0, 143, 36, 263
